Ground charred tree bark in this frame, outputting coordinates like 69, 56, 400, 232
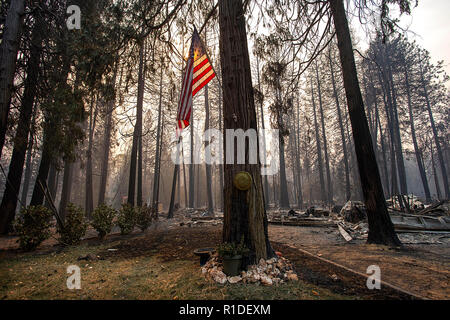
219, 0, 273, 263
152, 65, 164, 213
431, 141, 442, 200
0, 14, 42, 233
30, 133, 52, 207
0, 0, 25, 158
128, 40, 145, 206
85, 96, 98, 218
376, 106, 390, 196
59, 159, 73, 223
20, 108, 37, 207
329, 0, 401, 246
45, 163, 58, 209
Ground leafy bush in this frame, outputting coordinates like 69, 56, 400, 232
136, 204, 153, 232
117, 203, 137, 235
217, 237, 249, 258
14, 206, 54, 251
91, 204, 116, 239
58, 203, 87, 245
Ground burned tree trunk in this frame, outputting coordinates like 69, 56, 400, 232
59, 159, 73, 223
204, 83, 214, 215
0, 13, 43, 233
419, 61, 449, 199
152, 65, 164, 213
329, 50, 350, 201
219, 0, 273, 262
315, 62, 333, 205
85, 96, 98, 218
310, 78, 326, 204
127, 40, 145, 206
404, 67, 431, 203
329, 0, 401, 246
0, 0, 25, 158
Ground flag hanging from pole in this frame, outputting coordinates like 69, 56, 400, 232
176, 27, 216, 135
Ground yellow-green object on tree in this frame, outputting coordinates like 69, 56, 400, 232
233, 171, 252, 191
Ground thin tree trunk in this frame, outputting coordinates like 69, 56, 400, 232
45, 163, 58, 209
85, 96, 98, 218
182, 145, 188, 207
405, 67, 431, 202
329, 0, 401, 246
310, 78, 326, 204
59, 159, 73, 223
376, 106, 390, 197
98, 62, 118, 205
315, 62, 333, 205
20, 108, 37, 207
329, 51, 350, 201
152, 64, 164, 213
388, 65, 408, 196
294, 97, 303, 208
256, 55, 270, 206
431, 141, 442, 200
218, 81, 224, 211
189, 107, 195, 208
419, 59, 449, 199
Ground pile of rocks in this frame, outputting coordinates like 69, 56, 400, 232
201, 254, 299, 286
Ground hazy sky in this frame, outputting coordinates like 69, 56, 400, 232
398, 0, 450, 76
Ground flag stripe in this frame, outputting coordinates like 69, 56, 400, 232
193, 65, 213, 85
193, 72, 215, 96
178, 58, 193, 119
194, 54, 207, 67
194, 61, 211, 78
194, 56, 209, 73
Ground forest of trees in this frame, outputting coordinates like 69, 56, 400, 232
0, 0, 448, 252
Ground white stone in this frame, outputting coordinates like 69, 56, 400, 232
213, 271, 227, 284
228, 276, 242, 284
260, 275, 273, 286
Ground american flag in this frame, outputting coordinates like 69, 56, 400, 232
176, 28, 216, 135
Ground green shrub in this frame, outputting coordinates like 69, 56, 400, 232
58, 203, 87, 245
117, 203, 137, 235
136, 204, 153, 232
14, 206, 53, 251
91, 204, 116, 239
217, 237, 249, 258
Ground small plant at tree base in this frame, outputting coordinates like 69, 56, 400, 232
136, 204, 153, 232
92, 204, 116, 239
58, 203, 87, 245
217, 237, 250, 258
14, 206, 54, 251
117, 203, 137, 235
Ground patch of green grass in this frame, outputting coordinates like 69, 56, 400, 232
0, 241, 351, 300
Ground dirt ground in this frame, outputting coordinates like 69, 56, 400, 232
1, 221, 448, 299
269, 225, 450, 300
